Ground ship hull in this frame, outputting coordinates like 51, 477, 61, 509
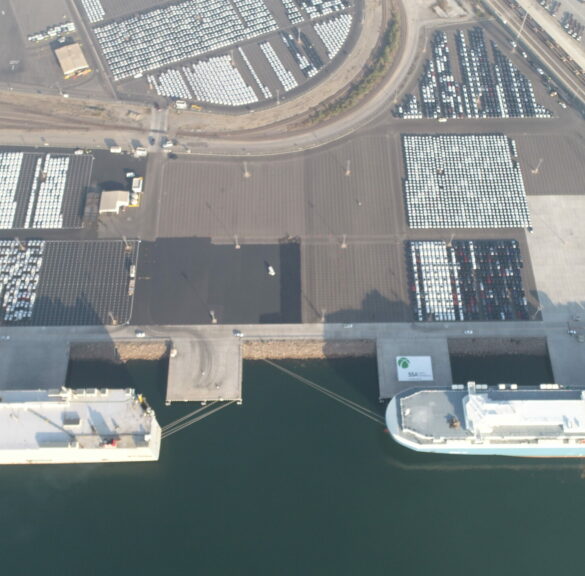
0, 451, 159, 465
386, 394, 585, 458
0, 416, 161, 465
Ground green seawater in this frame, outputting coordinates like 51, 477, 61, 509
1, 356, 583, 576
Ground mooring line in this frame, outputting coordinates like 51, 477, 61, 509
263, 359, 385, 426
162, 402, 217, 432
162, 402, 235, 438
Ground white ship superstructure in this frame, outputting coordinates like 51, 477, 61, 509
0, 388, 161, 464
386, 383, 585, 457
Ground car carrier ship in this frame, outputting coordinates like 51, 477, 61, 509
386, 382, 585, 457
0, 387, 161, 464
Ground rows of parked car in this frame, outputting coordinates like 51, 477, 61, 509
408, 240, 529, 322
403, 134, 531, 230
396, 27, 552, 119
0, 240, 44, 324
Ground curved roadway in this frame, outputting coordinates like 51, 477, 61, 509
0, 0, 450, 158
168, 0, 445, 157
0, 0, 576, 158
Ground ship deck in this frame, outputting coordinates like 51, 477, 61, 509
397, 387, 585, 444
400, 389, 471, 441
0, 388, 155, 451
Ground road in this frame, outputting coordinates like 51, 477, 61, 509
148, 107, 168, 151
0, 319, 577, 348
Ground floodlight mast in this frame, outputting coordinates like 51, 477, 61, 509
514, 11, 528, 48
531, 158, 543, 175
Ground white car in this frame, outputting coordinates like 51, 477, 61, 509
135, 329, 146, 338
267, 265, 276, 277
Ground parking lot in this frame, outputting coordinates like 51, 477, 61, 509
157, 132, 402, 241
0, 149, 93, 230
132, 238, 301, 325
77, 0, 357, 107
0, 239, 138, 325
514, 132, 585, 195
0, 239, 43, 323
0, 145, 154, 236
86, 0, 168, 21
301, 241, 411, 323
147, 126, 546, 324
402, 134, 531, 229
0, 0, 61, 89
31, 240, 138, 325
408, 240, 531, 322
84, 147, 147, 204
0, 0, 110, 100
0, 128, 554, 327
396, 26, 552, 119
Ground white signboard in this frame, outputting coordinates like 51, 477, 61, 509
396, 356, 433, 382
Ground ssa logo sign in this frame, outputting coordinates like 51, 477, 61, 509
396, 356, 433, 382
397, 357, 410, 369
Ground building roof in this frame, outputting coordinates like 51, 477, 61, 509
99, 190, 129, 214
54, 43, 89, 77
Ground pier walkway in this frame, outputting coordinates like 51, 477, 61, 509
0, 319, 583, 403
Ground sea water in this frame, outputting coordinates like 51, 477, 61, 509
0, 356, 582, 576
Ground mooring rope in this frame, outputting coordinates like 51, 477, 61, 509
162, 402, 217, 432
162, 402, 235, 439
262, 359, 385, 426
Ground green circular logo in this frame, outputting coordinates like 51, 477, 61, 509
397, 357, 410, 369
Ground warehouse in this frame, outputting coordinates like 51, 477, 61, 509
99, 190, 130, 214
54, 43, 90, 79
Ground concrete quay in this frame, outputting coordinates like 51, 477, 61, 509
165, 332, 242, 404
0, 319, 584, 404
377, 337, 452, 399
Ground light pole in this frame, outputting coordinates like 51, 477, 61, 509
531, 158, 543, 175
531, 304, 543, 320
513, 11, 528, 52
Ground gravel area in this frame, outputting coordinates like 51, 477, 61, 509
243, 339, 376, 359
69, 340, 169, 362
